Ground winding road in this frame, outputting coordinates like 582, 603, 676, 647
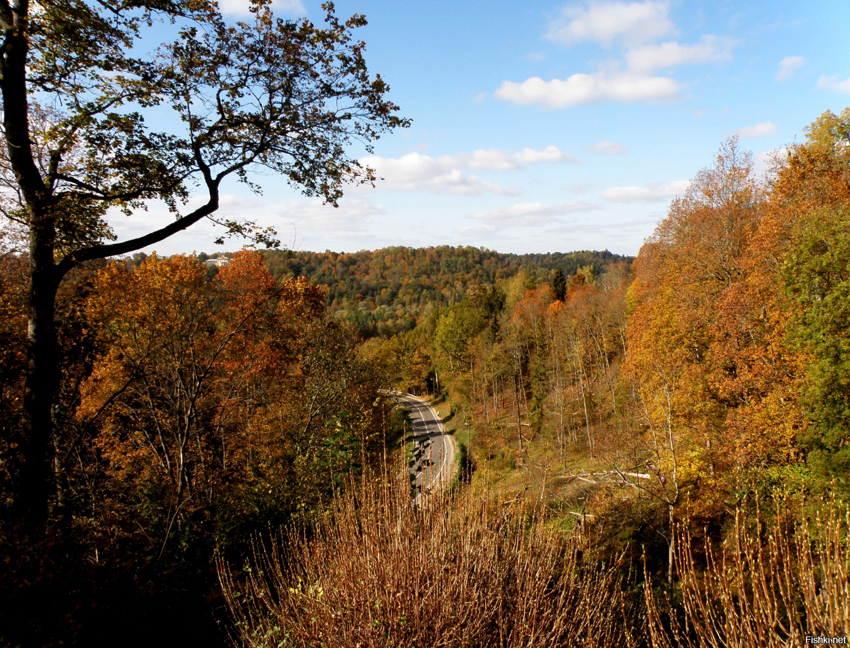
391, 392, 457, 500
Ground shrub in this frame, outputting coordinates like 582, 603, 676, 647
645, 496, 850, 647
220, 474, 637, 647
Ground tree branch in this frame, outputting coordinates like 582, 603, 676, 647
52, 171, 192, 202
55, 184, 219, 277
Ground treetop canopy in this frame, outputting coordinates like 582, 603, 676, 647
1, 0, 409, 269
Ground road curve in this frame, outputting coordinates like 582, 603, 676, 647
391, 392, 457, 500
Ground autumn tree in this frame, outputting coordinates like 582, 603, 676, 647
78, 252, 384, 560
620, 138, 767, 571
433, 302, 487, 375
0, 0, 408, 532
80, 252, 285, 552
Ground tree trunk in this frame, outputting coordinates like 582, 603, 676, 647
18, 215, 60, 532
481, 374, 490, 427
667, 502, 674, 585
573, 347, 594, 458
513, 374, 523, 452
3, 18, 62, 534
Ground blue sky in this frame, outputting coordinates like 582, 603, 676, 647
115, 0, 850, 257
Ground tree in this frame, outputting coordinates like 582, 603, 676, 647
433, 303, 486, 374
621, 138, 769, 557
778, 110, 850, 482
551, 268, 566, 302
80, 252, 379, 557
785, 204, 850, 481
0, 0, 408, 531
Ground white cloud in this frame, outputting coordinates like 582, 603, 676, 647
775, 56, 806, 81
220, 196, 385, 248
459, 202, 601, 236
494, 71, 680, 109
362, 153, 517, 196
468, 201, 601, 228
589, 141, 629, 154
817, 75, 850, 94
625, 35, 735, 72
279, 197, 383, 224
199, 194, 383, 237
569, 182, 596, 193
218, 0, 305, 16
109, 194, 265, 241
736, 121, 777, 139
217, 194, 266, 211
546, 1, 674, 47
360, 146, 577, 195
602, 179, 688, 203
439, 145, 579, 169
106, 193, 383, 254
545, 217, 658, 238
515, 145, 580, 164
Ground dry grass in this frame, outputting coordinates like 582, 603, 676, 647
219, 473, 637, 648
645, 497, 850, 648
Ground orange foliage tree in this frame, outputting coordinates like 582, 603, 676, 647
624, 115, 850, 510
624, 139, 785, 501
78, 251, 381, 558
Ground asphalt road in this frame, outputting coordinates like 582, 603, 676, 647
392, 392, 456, 499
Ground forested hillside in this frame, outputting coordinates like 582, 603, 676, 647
363, 109, 850, 517
263, 247, 631, 337
134, 248, 628, 338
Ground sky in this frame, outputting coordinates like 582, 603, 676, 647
113, 0, 850, 257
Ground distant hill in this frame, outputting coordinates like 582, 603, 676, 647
259, 246, 632, 338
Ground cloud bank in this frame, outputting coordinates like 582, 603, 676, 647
817, 75, 850, 94
361, 146, 577, 195
496, 1, 736, 110
495, 72, 680, 108
625, 35, 735, 72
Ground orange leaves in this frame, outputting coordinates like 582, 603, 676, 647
623, 127, 847, 486
87, 254, 209, 355
80, 252, 323, 526
276, 276, 326, 321
510, 285, 551, 333
75, 249, 384, 554
624, 137, 784, 487
215, 250, 277, 321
